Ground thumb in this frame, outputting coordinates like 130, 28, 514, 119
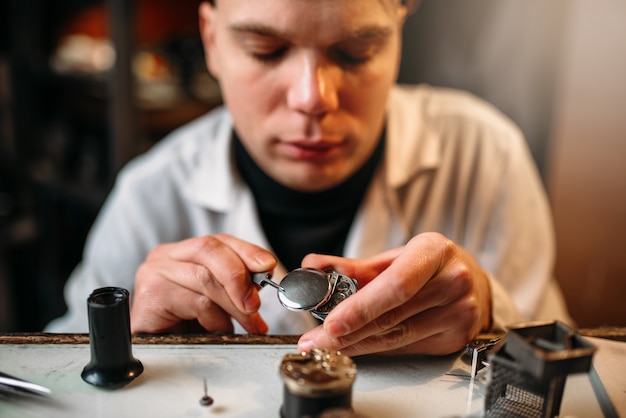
301, 247, 403, 287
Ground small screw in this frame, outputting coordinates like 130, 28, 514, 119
199, 378, 214, 407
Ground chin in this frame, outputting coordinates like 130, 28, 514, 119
270, 161, 354, 192
282, 176, 347, 192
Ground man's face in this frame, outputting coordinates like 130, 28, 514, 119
200, 0, 407, 192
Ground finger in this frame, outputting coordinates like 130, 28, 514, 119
157, 234, 276, 272
197, 304, 268, 335
302, 299, 477, 356
335, 251, 486, 356
340, 273, 463, 338
298, 273, 454, 352
153, 234, 277, 314
322, 233, 455, 339
341, 328, 471, 357
132, 271, 268, 334
135, 258, 269, 334
343, 303, 478, 356
131, 277, 232, 333
301, 246, 404, 286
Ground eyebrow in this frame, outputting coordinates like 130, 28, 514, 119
228, 22, 394, 43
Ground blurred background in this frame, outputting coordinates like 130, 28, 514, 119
0, 0, 624, 332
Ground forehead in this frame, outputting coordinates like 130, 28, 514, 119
213, 0, 401, 10
215, 0, 401, 43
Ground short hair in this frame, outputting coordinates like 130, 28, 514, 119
206, 0, 420, 14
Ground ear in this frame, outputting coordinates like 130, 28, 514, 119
198, 2, 220, 78
397, 3, 409, 27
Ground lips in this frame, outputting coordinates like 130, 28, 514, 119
278, 139, 344, 160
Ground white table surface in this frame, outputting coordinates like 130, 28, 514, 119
0, 341, 608, 418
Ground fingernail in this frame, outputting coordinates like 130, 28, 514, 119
298, 338, 315, 352
326, 320, 350, 337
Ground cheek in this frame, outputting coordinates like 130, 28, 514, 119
217, 72, 278, 162
340, 73, 393, 136
219, 72, 268, 128
217, 55, 281, 120
341, 47, 400, 116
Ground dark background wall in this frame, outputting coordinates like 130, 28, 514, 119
398, 0, 569, 180
1, 0, 624, 331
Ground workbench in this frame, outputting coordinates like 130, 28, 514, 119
0, 331, 624, 417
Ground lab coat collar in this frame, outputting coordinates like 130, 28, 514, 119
182, 108, 242, 212
385, 85, 441, 188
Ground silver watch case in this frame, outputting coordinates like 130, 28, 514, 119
277, 268, 358, 321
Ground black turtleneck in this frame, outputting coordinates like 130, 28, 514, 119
234, 131, 384, 271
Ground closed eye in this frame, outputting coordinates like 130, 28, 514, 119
331, 48, 372, 67
251, 46, 289, 63
330, 29, 392, 68
229, 23, 290, 64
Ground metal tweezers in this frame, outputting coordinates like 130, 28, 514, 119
0, 371, 51, 397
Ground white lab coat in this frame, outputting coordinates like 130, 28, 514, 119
46, 84, 571, 334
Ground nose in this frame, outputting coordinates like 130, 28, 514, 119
286, 55, 339, 116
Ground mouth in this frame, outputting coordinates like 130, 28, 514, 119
278, 139, 344, 160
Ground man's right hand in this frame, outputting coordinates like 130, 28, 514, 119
130, 233, 277, 334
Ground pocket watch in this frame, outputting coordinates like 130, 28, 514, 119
251, 268, 358, 321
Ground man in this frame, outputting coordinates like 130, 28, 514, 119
46, 0, 571, 356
